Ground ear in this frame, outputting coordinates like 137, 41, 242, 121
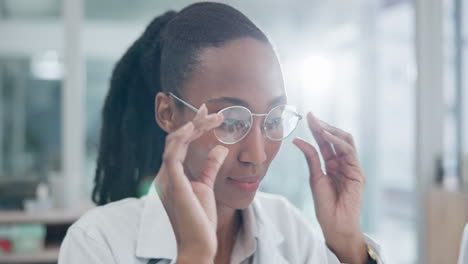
155, 92, 177, 133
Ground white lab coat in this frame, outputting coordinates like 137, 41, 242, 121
459, 223, 468, 264
59, 186, 384, 263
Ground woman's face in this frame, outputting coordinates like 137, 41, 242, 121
177, 37, 285, 209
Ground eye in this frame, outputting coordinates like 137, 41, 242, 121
264, 117, 282, 130
220, 119, 250, 132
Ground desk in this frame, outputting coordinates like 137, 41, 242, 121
0, 207, 92, 264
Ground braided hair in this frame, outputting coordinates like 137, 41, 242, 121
92, 2, 270, 205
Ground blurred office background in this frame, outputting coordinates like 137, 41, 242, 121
0, 0, 466, 263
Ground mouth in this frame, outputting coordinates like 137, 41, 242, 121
227, 176, 262, 192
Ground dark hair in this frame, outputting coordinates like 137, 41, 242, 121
92, 2, 270, 205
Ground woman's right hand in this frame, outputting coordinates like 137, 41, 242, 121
154, 104, 228, 262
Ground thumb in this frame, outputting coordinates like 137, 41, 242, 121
199, 145, 229, 188
293, 138, 324, 186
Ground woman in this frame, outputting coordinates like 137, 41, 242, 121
59, 2, 383, 264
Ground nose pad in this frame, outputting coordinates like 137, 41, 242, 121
238, 119, 267, 165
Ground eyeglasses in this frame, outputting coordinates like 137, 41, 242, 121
168, 92, 302, 144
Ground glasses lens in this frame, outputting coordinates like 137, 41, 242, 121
264, 105, 300, 140
214, 106, 252, 144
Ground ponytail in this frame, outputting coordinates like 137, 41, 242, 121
92, 11, 176, 205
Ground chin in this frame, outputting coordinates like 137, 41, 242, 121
214, 189, 258, 210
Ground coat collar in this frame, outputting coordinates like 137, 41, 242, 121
135, 185, 177, 260
251, 195, 288, 264
135, 184, 287, 263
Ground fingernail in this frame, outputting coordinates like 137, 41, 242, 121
307, 112, 319, 124
292, 137, 303, 144
220, 146, 229, 159
199, 103, 207, 112
214, 145, 229, 160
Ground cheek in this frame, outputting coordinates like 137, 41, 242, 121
266, 141, 282, 161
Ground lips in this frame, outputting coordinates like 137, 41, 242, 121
228, 176, 262, 192
229, 177, 261, 183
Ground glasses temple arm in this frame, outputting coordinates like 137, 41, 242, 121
168, 92, 200, 113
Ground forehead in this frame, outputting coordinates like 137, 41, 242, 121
182, 37, 285, 111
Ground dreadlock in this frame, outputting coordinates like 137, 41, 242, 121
92, 2, 270, 205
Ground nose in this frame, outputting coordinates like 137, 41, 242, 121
238, 118, 267, 165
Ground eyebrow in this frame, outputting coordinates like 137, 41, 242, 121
207, 94, 287, 108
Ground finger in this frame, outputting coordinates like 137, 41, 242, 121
199, 145, 229, 188
163, 103, 224, 192
324, 158, 363, 183
189, 104, 224, 141
189, 114, 224, 141
324, 158, 340, 172
163, 122, 197, 191
193, 103, 209, 125
320, 120, 356, 147
321, 131, 360, 168
341, 165, 365, 184
163, 112, 223, 192
292, 138, 324, 185
321, 130, 354, 154
165, 104, 220, 158
164, 121, 196, 163
306, 112, 335, 161
187, 103, 208, 141
293, 138, 339, 205
191, 146, 228, 229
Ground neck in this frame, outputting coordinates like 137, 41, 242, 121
214, 203, 241, 263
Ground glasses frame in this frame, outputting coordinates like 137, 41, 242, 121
168, 92, 302, 144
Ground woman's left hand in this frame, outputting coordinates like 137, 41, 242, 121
293, 112, 368, 264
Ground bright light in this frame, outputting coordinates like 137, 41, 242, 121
300, 55, 335, 92
31, 50, 64, 80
